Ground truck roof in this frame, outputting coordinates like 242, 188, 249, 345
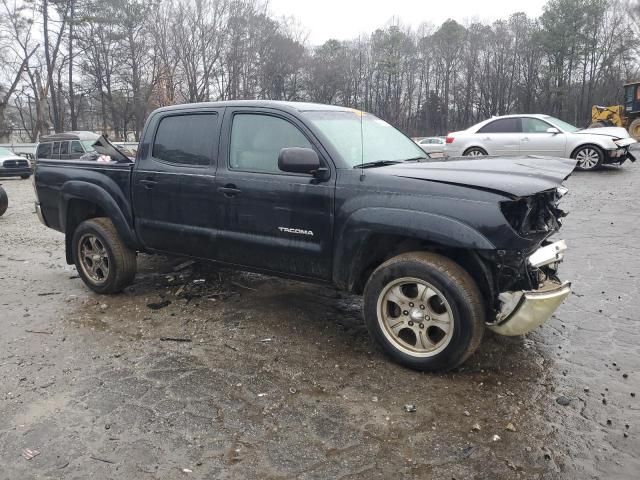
152, 100, 355, 115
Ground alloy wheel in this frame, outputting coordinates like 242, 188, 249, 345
575, 148, 600, 169
376, 277, 454, 357
78, 233, 110, 284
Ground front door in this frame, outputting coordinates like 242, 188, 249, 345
214, 108, 334, 280
132, 109, 223, 259
520, 117, 567, 156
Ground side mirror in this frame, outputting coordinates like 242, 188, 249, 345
278, 147, 322, 175
546, 127, 560, 134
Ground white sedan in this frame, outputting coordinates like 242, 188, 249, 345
413, 136, 446, 156
444, 114, 636, 170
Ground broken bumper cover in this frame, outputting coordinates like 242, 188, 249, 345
488, 240, 571, 336
488, 281, 571, 336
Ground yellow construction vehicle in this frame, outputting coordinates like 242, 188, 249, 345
590, 81, 640, 139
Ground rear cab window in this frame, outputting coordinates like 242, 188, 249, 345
152, 114, 219, 166
478, 118, 522, 133
36, 142, 52, 160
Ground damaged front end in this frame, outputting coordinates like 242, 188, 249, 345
483, 187, 571, 336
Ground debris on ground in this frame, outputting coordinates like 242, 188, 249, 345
182, 468, 193, 473
472, 423, 481, 432
147, 299, 171, 310
492, 434, 501, 442
556, 395, 571, 406
506, 422, 516, 432
22, 448, 40, 460
403, 404, 417, 413
173, 260, 195, 272
159, 337, 192, 342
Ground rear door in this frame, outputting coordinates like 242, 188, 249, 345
214, 107, 335, 280
476, 118, 522, 156
132, 108, 223, 259
520, 117, 566, 156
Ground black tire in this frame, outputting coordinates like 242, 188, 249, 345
20, 174, 30, 179
72, 217, 137, 293
572, 144, 603, 171
0, 187, 7, 217
628, 118, 640, 141
363, 251, 485, 371
462, 147, 488, 157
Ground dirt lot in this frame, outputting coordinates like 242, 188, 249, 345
1, 163, 639, 479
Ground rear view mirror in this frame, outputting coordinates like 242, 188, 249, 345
278, 147, 321, 175
546, 127, 560, 134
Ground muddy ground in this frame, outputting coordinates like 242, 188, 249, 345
0, 163, 638, 479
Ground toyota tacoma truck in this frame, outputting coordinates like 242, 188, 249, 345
33, 101, 574, 371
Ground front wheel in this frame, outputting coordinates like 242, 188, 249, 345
20, 174, 30, 180
363, 252, 485, 371
72, 217, 137, 293
573, 145, 603, 171
0, 187, 7, 217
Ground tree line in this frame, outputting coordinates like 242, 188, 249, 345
1, 0, 638, 142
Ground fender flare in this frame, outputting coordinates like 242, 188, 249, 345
59, 180, 140, 253
333, 207, 495, 290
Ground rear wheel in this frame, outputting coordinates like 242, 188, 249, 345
573, 145, 603, 171
628, 118, 640, 141
462, 147, 487, 157
363, 252, 485, 371
72, 217, 137, 293
0, 187, 7, 217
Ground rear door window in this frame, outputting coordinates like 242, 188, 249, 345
59, 141, 69, 159
152, 114, 218, 166
51, 142, 61, 160
478, 118, 522, 133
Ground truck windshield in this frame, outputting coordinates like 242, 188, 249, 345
305, 110, 427, 167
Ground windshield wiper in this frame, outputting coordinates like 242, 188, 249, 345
403, 156, 428, 162
355, 160, 402, 169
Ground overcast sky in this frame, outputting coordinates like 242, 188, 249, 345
268, 0, 549, 45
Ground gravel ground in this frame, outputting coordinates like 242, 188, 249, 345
0, 162, 638, 479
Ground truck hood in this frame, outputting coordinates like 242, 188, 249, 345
577, 126, 629, 138
382, 156, 576, 198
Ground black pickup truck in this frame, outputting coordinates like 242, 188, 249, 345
34, 101, 574, 371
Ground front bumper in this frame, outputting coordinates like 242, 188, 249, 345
488, 280, 571, 336
606, 146, 636, 164
488, 239, 571, 336
0, 166, 32, 177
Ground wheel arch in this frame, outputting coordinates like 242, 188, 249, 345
333, 208, 495, 294
60, 181, 139, 264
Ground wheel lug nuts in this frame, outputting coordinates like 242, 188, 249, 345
408, 321, 414, 326
409, 302, 414, 307
419, 323, 424, 329
420, 305, 425, 310
403, 311, 409, 316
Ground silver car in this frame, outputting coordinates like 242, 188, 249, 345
444, 114, 636, 170
414, 136, 445, 156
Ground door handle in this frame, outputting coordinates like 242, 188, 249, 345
522, 137, 529, 142
140, 178, 158, 189
218, 184, 241, 197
